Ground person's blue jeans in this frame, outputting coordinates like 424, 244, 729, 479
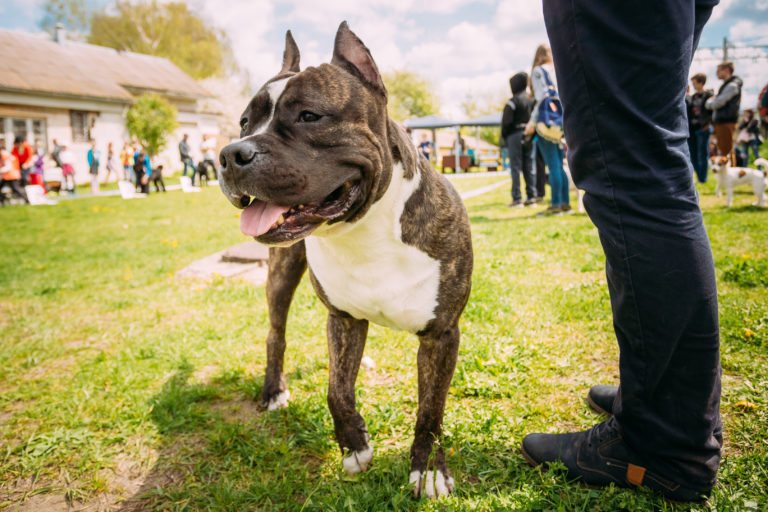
536, 137, 567, 206
182, 157, 197, 178
690, 127, 711, 183
543, 0, 722, 486
741, 139, 761, 163
506, 132, 536, 202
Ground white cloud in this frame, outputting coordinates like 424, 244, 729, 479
709, 0, 737, 22
729, 20, 768, 44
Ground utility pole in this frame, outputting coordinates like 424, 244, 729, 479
722, 36, 728, 62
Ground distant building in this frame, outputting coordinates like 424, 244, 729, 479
0, 27, 222, 182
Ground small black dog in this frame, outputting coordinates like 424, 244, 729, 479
195, 160, 210, 186
150, 164, 166, 192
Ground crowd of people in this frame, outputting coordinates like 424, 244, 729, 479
1, 133, 220, 205
684, 61, 765, 183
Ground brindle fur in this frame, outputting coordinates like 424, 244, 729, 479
218, 23, 472, 493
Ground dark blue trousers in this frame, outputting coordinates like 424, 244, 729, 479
506, 131, 536, 202
543, 0, 722, 486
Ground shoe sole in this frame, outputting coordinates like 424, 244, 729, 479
587, 395, 611, 416
520, 443, 540, 467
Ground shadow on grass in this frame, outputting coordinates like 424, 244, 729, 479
117, 362, 338, 511
118, 362, 468, 511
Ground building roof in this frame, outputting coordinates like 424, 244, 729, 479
0, 29, 211, 103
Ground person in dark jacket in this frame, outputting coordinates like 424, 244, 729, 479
688, 73, 713, 183
501, 72, 536, 207
706, 61, 742, 164
736, 109, 762, 164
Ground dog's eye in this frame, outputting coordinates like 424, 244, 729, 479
239, 118, 248, 132
298, 111, 322, 123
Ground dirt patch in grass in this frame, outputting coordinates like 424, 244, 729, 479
209, 397, 262, 424
20, 356, 77, 382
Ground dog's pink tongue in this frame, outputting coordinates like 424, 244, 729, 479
240, 200, 290, 237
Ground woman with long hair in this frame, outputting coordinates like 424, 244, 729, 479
525, 44, 570, 215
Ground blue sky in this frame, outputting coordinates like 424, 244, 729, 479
1, 0, 766, 117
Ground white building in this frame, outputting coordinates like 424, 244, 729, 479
0, 27, 222, 183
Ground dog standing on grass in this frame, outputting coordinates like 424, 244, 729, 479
710, 156, 768, 207
217, 23, 473, 498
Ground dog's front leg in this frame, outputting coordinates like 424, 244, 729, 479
326, 312, 371, 475
410, 323, 460, 499
261, 242, 307, 410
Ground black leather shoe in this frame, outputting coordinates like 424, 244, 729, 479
521, 417, 712, 503
587, 384, 618, 415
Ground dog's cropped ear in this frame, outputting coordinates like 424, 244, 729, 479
331, 21, 386, 96
280, 30, 300, 74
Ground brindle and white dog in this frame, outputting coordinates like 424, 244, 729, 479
218, 23, 473, 498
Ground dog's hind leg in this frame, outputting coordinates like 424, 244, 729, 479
261, 242, 307, 410
326, 312, 372, 475
410, 323, 460, 499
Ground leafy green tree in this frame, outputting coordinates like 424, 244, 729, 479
39, 0, 92, 39
382, 70, 440, 123
89, 1, 234, 79
125, 94, 178, 157
461, 91, 506, 147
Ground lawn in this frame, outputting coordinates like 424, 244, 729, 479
0, 174, 766, 511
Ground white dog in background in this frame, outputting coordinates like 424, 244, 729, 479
710, 156, 768, 207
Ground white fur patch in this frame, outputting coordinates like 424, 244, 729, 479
305, 164, 441, 333
267, 389, 290, 411
253, 77, 291, 135
409, 470, 454, 499
360, 355, 375, 370
343, 445, 373, 475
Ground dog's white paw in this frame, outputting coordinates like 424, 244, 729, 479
360, 355, 375, 370
409, 470, 454, 499
266, 390, 290, 411
342, 445, 373, 475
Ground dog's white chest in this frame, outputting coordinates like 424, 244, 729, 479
305, 166, 440, 333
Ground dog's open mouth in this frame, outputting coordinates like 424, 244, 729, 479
239, 179, 361, 243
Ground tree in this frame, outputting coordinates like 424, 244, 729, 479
125, 94, 178, 157
39, 0, 92, 39
89, 1, 234, 80
382, 70, 440, 123
461, 91, 507, 147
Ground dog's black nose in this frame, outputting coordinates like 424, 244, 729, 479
219, 141, 257, 172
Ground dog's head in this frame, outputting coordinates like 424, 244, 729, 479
218, 22, 394, 245
710, 156, 730, 174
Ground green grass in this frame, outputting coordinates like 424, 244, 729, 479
0, 175, 766, 511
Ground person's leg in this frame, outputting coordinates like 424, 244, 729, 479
749, 139, 761, 163
9, 179, 29, 203
535, 144, 547, 199
522, 140, 536, 202
556, 144, 569, 207
695, 128, 711, 182
507, 133, 523, 203
715, 122, 736, 163
526, 0, 722, 496
538, 139, 563, 207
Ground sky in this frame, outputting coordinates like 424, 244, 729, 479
1, 0, 767, 119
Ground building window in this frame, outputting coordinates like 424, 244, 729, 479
70, 110, 91, 142
0, 117, 47, 150
12, 118, 27, 140
32, 119, 47, 152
